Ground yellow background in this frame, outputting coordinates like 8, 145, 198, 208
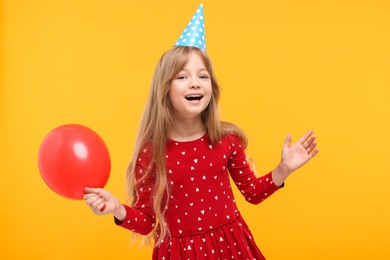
1, 0, 389, 259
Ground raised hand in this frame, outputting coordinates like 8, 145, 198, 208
281, 130, 319, 174
272, 130, 319, 186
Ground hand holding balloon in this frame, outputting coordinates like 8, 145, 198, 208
38, 124, 111, 200
83, 187, 126, 220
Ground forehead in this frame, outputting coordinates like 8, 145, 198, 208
181, 52, 207, 70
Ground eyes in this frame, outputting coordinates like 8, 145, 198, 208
175, 73, 210, 80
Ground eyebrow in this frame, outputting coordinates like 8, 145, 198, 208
179, 68, 209, 73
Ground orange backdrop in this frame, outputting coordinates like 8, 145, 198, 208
1, 0, 389, 259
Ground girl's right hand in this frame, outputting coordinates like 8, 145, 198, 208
83, 187, 126, 221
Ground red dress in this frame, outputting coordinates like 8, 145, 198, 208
115, 133, 282, 259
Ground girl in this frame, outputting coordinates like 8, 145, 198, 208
84, 46, 319, 259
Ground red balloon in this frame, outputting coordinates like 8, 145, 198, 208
38, 124, 110, 200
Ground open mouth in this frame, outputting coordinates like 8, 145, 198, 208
185, 95, 203, 101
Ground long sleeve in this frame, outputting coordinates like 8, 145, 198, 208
227, 134, 283, 204
114, 147, 156, 235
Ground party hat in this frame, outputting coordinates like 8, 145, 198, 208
175, 4, 206, 51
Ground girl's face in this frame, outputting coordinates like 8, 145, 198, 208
169, 52, 212, 121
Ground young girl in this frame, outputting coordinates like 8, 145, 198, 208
84, 46, 318, 259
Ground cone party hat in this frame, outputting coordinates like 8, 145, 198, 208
175, 4, 206, 51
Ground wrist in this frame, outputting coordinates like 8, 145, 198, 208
278, 161, 293, 177
272, 162, 293, 186
113, 204, 126, 221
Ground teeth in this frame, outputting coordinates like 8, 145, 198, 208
185, 95, 202, 101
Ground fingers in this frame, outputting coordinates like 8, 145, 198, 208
303, 135, 316, 150
85, 195, 106, 213
298, 130, 314, 145
84, 192, 101, 207
298, 130, 317, 149
84, 187, 102, 195
100, 203, 107, 212
306, 139, 315, 153
284, 132, 292, 148
295, 130, 319, 159
304, 132, 319, 159
91, 197, 105, 211
309, 147, 320, 159
84, 188, 107, 214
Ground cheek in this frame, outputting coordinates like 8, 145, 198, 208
168, 87, 183, 110
207, 85, 214, 99
168, 86, 177, 102
204, 91, 213, 106
168, 89, 173, 103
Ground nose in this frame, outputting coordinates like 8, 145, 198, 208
190, 77, 201, 88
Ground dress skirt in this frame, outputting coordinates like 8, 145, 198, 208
153, 214, 265, 260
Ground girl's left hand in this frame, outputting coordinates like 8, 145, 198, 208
84, 187, 124, 218
280, 130, 319, 175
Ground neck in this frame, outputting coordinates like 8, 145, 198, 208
169, 118, 205, 142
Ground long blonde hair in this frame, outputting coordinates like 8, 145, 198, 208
126, 46, 248, 246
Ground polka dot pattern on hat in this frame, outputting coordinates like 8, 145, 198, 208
175, 3, 206, 51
